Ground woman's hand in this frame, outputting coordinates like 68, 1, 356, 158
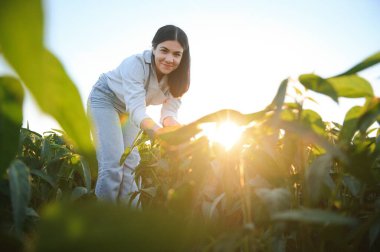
162, 116, 181, 127
154, 126, 182, 150
141, 117, 185, 151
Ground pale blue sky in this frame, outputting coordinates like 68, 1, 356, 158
2, 0, 379, 133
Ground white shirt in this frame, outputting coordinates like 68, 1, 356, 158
104, 50, 181, 128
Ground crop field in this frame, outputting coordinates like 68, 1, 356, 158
1, 0, 380, 251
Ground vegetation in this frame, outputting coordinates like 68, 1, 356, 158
1, 0, 380, 251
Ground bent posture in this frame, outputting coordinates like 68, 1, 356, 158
87, 25, 191, 203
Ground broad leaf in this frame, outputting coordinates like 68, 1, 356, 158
0, 0, 44, 81
327, 75, 373, 98
0, 76, 24, 176
301, 109, 325, 136
299, 73, 374, 102
9, 160, 31, 236
299, 74, 338, 102
357, 97, 380, 134
339, 106, 363, 144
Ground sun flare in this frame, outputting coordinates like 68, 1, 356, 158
199, 121, 244, 150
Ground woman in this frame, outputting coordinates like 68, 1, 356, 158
87, 25, 190, 203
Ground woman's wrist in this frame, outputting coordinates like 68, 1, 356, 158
140, 118, 161, 140
163, 117, 180, 127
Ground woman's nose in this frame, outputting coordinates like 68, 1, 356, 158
165, 55, 174, 63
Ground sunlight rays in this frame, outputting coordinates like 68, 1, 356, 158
198, 121, 244, 150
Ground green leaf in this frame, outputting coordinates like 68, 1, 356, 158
39, 50, 94, 155
299, 73, 374, 103
301, 109, 325, 136
0, 0, 44, 80
299, 74, 338, 102
9, 160, 31, 237
272, 208, 358, 226
280, 109, 297, 121
336, 51, 380, 76
119, 129, 142, 165
0, 76, 24, 176
293, 86, 303, 96
120, 147, 133, 166
357, 98, 380, 134
339, 106, 363, 144
327, 75, 374, 98
30, 169, 55, 187
78, 157, 92, 191
159, 109, 267, 145
0, 0, 94, 159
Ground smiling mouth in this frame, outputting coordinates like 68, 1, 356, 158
162, 63, 173, 68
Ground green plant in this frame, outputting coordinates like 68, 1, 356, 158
0, 128, 93, 244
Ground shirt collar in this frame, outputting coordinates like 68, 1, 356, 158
143, 50, 152, 64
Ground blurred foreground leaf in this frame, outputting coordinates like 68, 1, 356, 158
0, 0, 94, 159
0, 77, 24, 177
36, 202, 207, 252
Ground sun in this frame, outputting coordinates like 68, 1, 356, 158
198, 121, 244, 150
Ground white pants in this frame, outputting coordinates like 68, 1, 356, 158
87, 75, 140, 205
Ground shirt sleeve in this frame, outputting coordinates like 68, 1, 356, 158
160, 94, 182, 125
119, 56, 150, 128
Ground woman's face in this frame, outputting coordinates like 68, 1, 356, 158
153, 40, 184, 78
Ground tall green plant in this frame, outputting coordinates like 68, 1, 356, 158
0, 0, 95, 177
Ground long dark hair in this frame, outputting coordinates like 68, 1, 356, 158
152, 25, 190, 98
